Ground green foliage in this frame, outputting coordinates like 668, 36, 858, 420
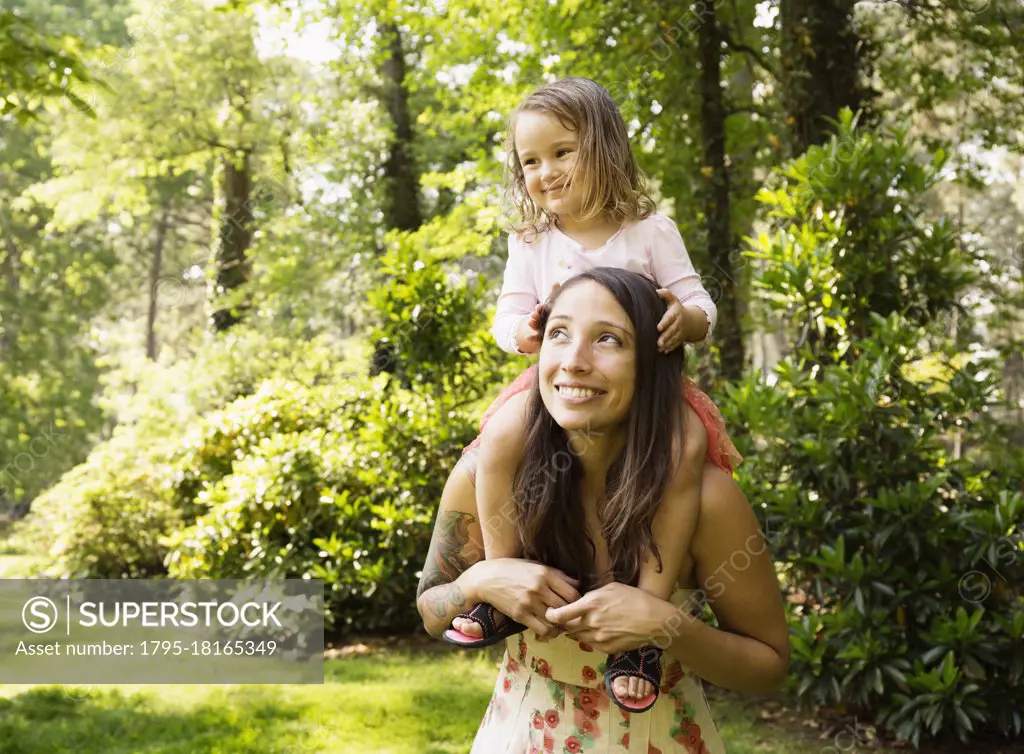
165, 376, 476, 633
16, 428, 180, 578
16, 324, 480, 634
747, 110, 976, 360
724, 116, 1024, 746
0, 114, 116, 514
367, 203, 513, 399
0, 9, 97, 121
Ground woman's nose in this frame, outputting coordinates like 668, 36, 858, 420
561, 341, 591, 372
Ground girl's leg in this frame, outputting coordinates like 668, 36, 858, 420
612, 407, 707, 701
450, 393, 531, 639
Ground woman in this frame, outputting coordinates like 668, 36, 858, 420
416, 268, 789, 752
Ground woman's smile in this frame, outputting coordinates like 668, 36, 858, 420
555, 383, 606, 402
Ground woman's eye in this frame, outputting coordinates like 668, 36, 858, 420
598, 333, 621, 345
547, 327, 568, 340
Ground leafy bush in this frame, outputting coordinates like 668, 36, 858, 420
367, 204, 515, 401
15, 204, 510, 633
726, 111, 1024, 746
165, 377, 476, 633
12, 329, 348, 577
14, 426, 181, 579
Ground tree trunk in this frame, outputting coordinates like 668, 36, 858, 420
379, 21, 421, 232
146, 202, 171, 360
780, 0, 864, 154
698, 3, 744, 380
209, 150, 253, 332
371, 21, 422, 379
0, 199, 20, 364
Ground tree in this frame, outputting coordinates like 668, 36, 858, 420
779, 0, 871, 154
0, 9, 94, 121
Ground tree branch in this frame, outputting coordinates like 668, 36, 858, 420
725, 104, 771, 119
720, 28, 781, 81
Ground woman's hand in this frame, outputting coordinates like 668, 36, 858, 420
545, 582, 679, 654
463, 558, 582, 639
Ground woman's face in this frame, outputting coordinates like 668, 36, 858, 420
538, 280, 637, 433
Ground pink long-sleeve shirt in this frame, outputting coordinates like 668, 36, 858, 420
491, 214, 718, 354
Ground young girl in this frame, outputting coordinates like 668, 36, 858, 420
442, 77, 741, 713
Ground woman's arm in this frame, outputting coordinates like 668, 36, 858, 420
416, 456, 583, 640
416, 460, 487, 638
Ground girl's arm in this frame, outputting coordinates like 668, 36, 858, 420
637, 406, 707, 601
647, 215, 718, 344
492, 233, 541, 354
476, 393, 531, 558
546, 466, 788, 693
658, 467, 790, 693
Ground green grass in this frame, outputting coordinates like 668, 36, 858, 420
2, 647, 1021, 752
0, 649, 891, 754
0, 652, 496, 754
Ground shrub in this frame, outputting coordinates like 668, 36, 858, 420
165, 377, 476, 633
727, 111, 1024, 746
14, 427, 181, 579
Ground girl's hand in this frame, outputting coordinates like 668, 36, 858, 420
544, 582, 679, 655
515, 305, 544, 354
515, 284, 559, 355
656, 289, 687, 353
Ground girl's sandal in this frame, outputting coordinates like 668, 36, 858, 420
442, 602, 526, 648
604, 645, 662, 713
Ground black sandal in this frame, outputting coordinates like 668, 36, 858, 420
442, 602, 526, 648
604, 645, 662, 712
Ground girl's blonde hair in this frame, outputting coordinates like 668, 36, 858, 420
504, 77, 656, 240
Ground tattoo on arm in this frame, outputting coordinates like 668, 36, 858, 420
417, 511, 483, 605
427, 582, 467, 618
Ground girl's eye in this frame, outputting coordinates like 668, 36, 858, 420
557, 148, 573, 158
547, 327, 568, 340
598, 333, 621, 345
522, 158, 537, 167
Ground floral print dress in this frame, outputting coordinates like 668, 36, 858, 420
470, 588, 725, 754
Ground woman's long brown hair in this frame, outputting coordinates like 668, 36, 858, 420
512, 267, 687, 590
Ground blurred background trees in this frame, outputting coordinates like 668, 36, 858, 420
1, 0, 1021, 746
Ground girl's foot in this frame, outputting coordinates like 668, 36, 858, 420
443, 602, 526, 648
612, 674, 655, 702
604, 646, 662, 713
451, 610, 506, 639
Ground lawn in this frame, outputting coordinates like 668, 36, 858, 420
0, 647, 899, 754
0, 545, 1016, 753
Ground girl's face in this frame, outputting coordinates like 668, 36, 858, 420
538, 280, 636, 433
514, 110, 583, 219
